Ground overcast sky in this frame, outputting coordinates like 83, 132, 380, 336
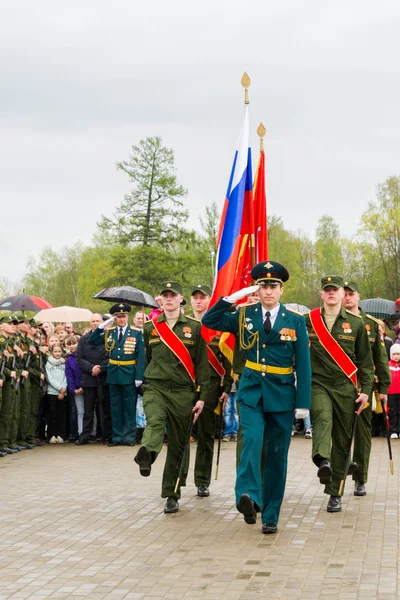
1, 0, 399, 285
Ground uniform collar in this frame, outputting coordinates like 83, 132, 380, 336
158, 311, 187, 324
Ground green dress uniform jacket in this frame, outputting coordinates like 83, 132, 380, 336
202, 298, 311, 526
304, 307, 374, 496
351, 310, 391, 484
141, 312, 210, 499
89, 325, 145, 444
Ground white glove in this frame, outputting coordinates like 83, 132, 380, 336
225, 285, 259, 304
135, 380, 143, 388
98, 316, 115, 330
295, 408, 310, 420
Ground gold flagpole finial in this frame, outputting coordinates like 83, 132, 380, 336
257, 122, 266, 151
241, 72, 251, 104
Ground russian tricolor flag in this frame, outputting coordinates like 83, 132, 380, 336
202, 105, 253, 350
213, 104, 253, 302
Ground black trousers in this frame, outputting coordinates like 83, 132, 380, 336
80, 386, 111, 442
388, 393, 400, 434
47, 394, 67, 440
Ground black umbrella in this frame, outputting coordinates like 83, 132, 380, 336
0, 294, 53, 312
93, 286, 159, 309
358, 298, 400, 320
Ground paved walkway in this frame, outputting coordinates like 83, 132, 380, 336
0, 436, 399, 600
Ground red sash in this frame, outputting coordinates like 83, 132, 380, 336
153, 316, 195, 383
309, 308, 358, 388
207, 345, 226, 378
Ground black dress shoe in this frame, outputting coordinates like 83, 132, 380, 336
197, 486, 210, 497
20, 442, 35, 449
35, 439, 45, 446
3, 447, 18, 454
327, 495, 342, 513
348, 461, 358, 476
237, 493, 257, 525
354, 481, 366, 496
108, 441, 120, 447
75, 439, 89, 445
0, 451, 6, 457
125, 441, 136, 446
135, 445, 152, 476
13, 445, 25, 451
317, 459, 333, 484
164, 497, 179, 513
262, 523, 277, 534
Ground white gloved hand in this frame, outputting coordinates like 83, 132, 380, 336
225, 285, 260, 304
135, 380, 143, 388
294, 408, 310, 420
98, 316, 115, 330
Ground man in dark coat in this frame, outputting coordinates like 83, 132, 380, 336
75, 313, 111, 444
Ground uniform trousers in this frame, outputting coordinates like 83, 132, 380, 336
0, 382, 13, 449
236, 400, 293, 526
9, 386, 21, 448
109, 384, 136, 443
194, 378, 221, 487
311, 380, 357, 496
28, 380, 41, 444
17, 378, 31, 444
352, 398, 372, 483
142, 384, 194, 499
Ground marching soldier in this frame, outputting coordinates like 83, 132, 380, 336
190, 284, 233, 497
202, 261, 311, 534
305, 276, 374, 513
28, 319, 46, 447
89, 303, 145, 446
134, 281, 210, 514
342, 281, 391, 496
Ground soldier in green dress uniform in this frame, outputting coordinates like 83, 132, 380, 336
15, 315, 36, 449
202, 261, 311, 534
89, 303, 145, 446
0, 316, 20, 454
134, 281, 210, 514
305, 276, 374, 513
342, 281, 391, 496
190, 284, 233, 497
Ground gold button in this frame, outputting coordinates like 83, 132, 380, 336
262, 344, 266, 348
262, 372, 266, 377
261, 358, 265, 363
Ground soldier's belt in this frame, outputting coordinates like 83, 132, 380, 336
245, 360, 293, 375
109, 359, 136, 366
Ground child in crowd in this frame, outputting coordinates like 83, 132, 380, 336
54, 325, 68, 348
65, 335, 83, 440
47, 333, 60, 351
45, 343, 67, 443
387, 343, 400, 439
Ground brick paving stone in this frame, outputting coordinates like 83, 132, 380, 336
0, 437, 399, 599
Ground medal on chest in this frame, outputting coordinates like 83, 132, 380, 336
279, 328, 297, 341
342, 322, 352, 334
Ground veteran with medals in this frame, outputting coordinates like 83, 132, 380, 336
134, 281, 210, 514
89, 303, 145, 446
305, 276, 374, 513
202, 261, 311, 534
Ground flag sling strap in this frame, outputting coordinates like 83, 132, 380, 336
153, 317, 195, 383
207, 345, 226, 378
309, 308, 358, 388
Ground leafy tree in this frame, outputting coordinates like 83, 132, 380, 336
359, 175, 400, 298
314, 215, 344, 276
98, 136, 188, 247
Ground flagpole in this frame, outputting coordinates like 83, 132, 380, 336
241, 73, 256, 270
256, 122, 268, 260
257, 122, 266, 152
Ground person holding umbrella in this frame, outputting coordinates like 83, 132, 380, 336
89, 304, 145, 446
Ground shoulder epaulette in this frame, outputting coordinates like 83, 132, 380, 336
345, 309, 362, 318
131, 326, 142, 332
108, 326, 117, 330
285, 307, 302, 316
365, 313, 380, 325
0, 337, 5, 343
186, 315, 201, 323
144, 320, 154, 328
